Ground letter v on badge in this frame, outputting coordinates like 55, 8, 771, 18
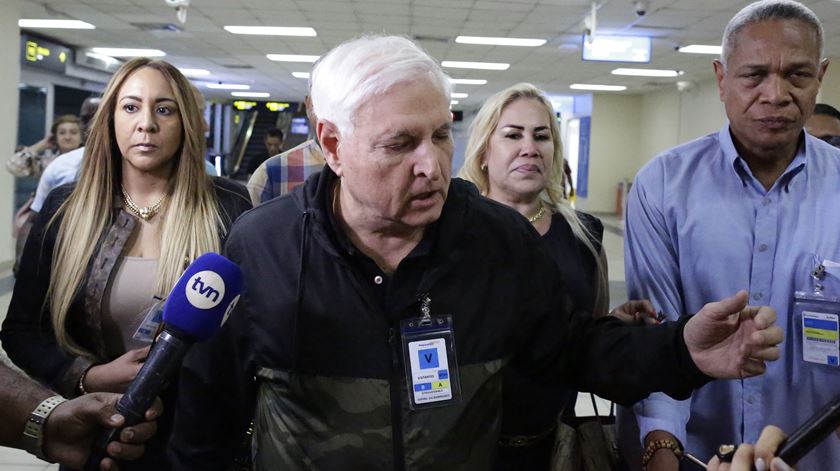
400, 315, 462, 410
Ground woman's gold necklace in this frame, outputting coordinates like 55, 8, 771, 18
528, 205, 546, 224
121, 187, 167, 221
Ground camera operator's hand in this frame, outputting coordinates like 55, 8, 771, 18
43, 393, 162, 470
707, 426, 792, 471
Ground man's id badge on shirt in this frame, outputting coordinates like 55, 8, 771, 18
794, 291, 840, 367
132, 297, 165, 344
802, 311, 839, 366
400, 315, 462, 410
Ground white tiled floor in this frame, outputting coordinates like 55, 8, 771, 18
0, 212, 627, 467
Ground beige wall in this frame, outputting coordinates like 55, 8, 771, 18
0, 0, 21, 268
575, 78, 726, 214
576, 94, 641, 214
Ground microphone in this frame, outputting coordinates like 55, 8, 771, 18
775, 393, 840, 465
83, 253, 242, 470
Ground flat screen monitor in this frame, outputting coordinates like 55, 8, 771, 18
290, 117, 309, 135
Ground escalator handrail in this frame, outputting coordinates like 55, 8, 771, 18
230, 109, 259, 175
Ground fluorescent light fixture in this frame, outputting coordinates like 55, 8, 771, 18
90, 47, 165, 57
612, 68, 683, 77
85, 52, 120, 66
455, 36, 545, 47
19, 19, 95, 29
442, 61, 510, 70
224, 26, 316, 36
266, 54, 320, 63
450, 100, 460, 105
232, 91, 270, 98
292, 72, 310, 79
570, 83, 627, 91
451, 92, 469, 99
206, 83, 250, 90
179, 68, 210, 77
678, 44, 722, 55
450, 78, 487, 85
582, 35, 651, 63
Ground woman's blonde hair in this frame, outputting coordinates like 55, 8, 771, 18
48, 58, 223, 357
459, 83, 605, 298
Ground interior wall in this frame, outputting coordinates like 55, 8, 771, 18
0, 0, 21, 269
575, 94, 641, 214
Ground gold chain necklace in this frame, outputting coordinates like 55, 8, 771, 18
121, 187, 167, 221
528, 205, 546, 224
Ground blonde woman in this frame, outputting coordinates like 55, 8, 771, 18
1, 58, 251, 468
7, 114, 82, 178
460, 83, 652, 470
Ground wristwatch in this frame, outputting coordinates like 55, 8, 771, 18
22, 395, 67, 462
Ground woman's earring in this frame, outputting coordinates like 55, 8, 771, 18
480, 163, 487, 171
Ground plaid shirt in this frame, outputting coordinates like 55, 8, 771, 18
247, 139, 325, 205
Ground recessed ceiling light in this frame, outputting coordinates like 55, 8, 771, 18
90, 47, 165, 57
451, 92, 469, 99
179, 68, 210, 77
19, 19, 95, 29
450, 100, 460, 105
450, 78, 487, 85
232, 91, 270, 98
442, 61, 510, 71
570, 84, 627, 91
678, 44, 722, 55
224, 26, 316, 36
85, 52, 120, 66
266, 54, 320, 63
206, 83, 250, 90
455, 36, 546, 47
292, 72, 310, 79
611, 68, 683, 77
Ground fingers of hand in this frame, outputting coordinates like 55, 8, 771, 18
731, 444, 756, 469
106, 441, 145, 461
146, 397, 163, 420
770, 457, 794, 471
740, 358, 767, 378
707, 456, 724, 471
755, 425, 786, 464
99, 457, 119, 471
751, 306, 778, 328
121, 421, 157, 443
703, 290, 748, 320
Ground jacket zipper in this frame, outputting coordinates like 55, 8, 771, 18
389, 327, 407, 471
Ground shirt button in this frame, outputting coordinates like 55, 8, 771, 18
762, 198, 771, 206
752, 292, 763, 301
758, 244, 768, 252
746, 395, 755, 404
374, 275, 383, 285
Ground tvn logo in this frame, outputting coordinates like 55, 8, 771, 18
185, 270, 226, 309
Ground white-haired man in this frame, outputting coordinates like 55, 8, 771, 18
619, 1, 840, 470
169, 35, 782, 471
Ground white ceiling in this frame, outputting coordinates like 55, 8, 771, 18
19, 0, 840, 107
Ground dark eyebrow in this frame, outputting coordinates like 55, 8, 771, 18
500, 125, 549, 132
119, 95, 177, 104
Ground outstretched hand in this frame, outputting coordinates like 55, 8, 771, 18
707, 426, 793, 471
684, 290, 783, 379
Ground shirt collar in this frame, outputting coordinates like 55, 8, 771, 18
719, 124, 807, 189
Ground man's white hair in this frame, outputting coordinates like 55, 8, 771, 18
721, 0, 823, 70
311, 35, 452, 135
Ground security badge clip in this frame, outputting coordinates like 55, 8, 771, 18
400, 294, 462, 410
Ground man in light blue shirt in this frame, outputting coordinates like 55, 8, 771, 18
619, 1, 840, 470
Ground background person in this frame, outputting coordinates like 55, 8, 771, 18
460, 82, 655, 470
1, 57, 251, 469
7, 114, 82, 178
618, 1, 840, 470
805, 103, 840, 147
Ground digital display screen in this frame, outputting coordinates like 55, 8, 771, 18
581, 35, 651, 63
290, 117, 309, 135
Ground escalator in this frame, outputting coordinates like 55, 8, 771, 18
228, 108, 282, 178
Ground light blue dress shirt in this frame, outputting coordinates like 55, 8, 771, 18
618, 125, 840, 470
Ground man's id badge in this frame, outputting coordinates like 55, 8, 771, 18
400, 313, 462, 410
794, 291, 840, 367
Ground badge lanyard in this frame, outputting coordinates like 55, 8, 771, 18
400, 294, 462, 410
